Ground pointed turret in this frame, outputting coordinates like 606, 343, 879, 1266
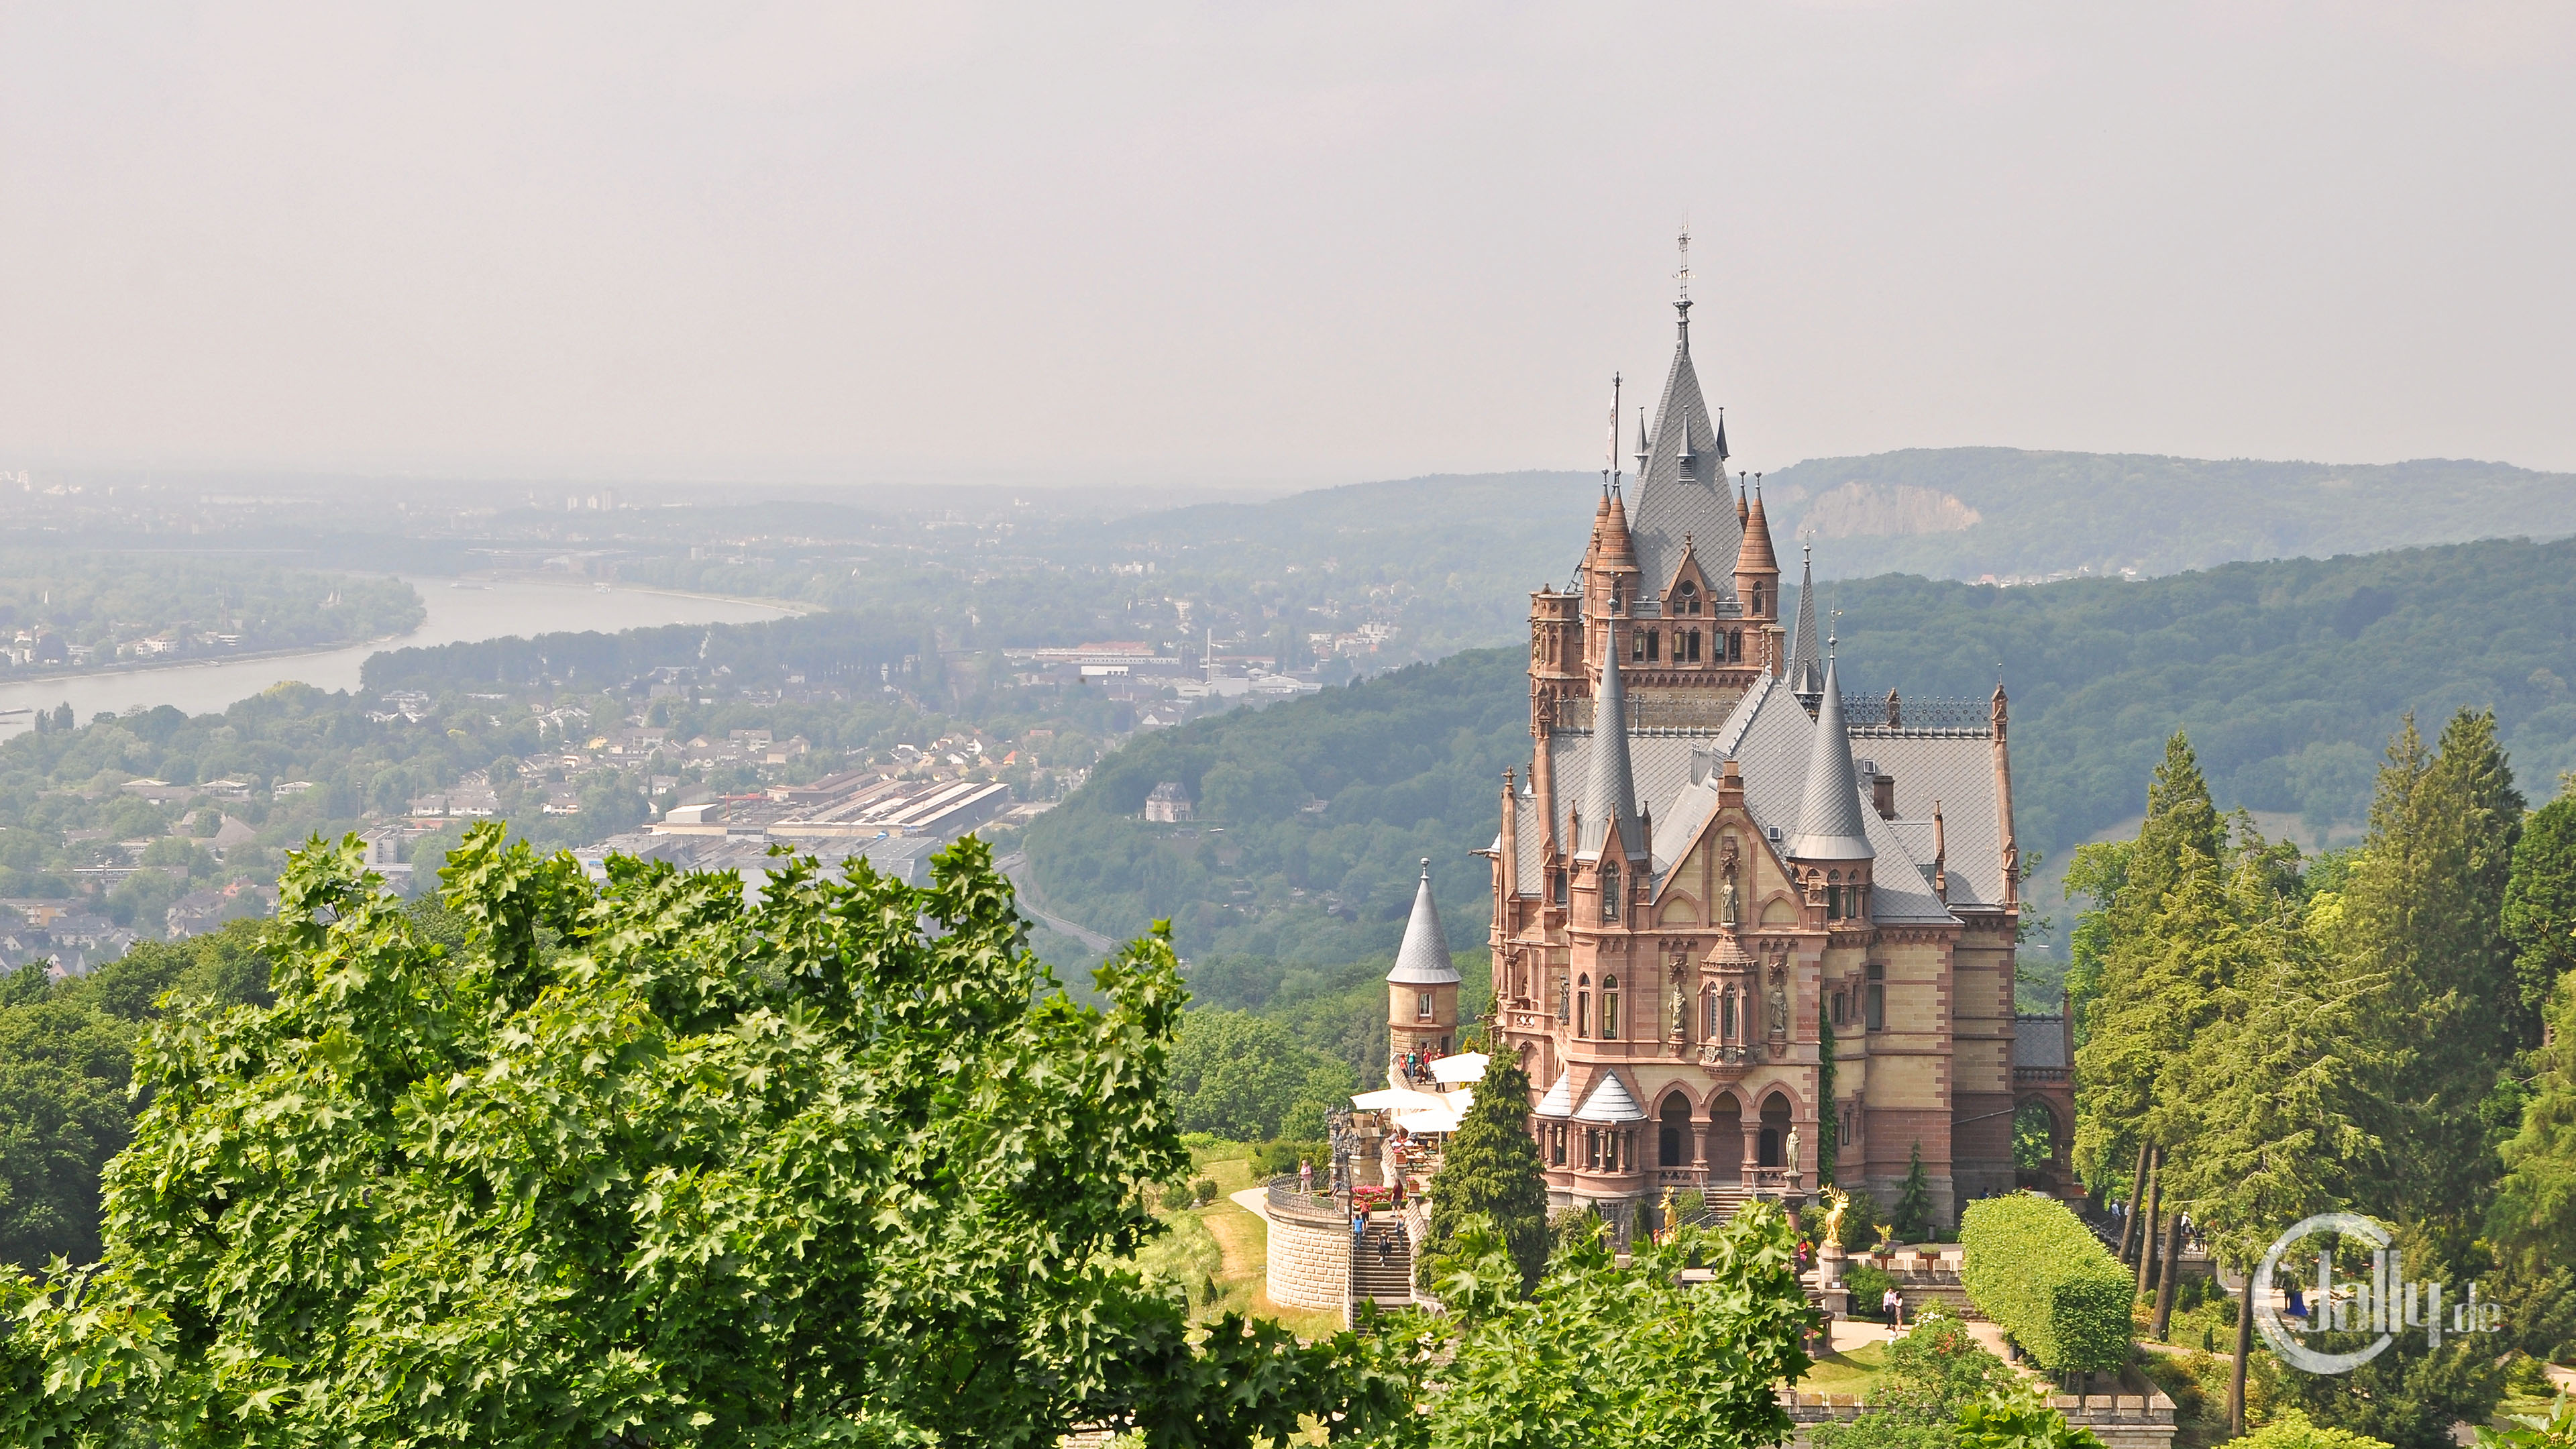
1784, 645, 1874, 861
1577, 621, 1643, 861
1786, 543, 1824, 702
1714, 407, 1730, 466
1633, 407, 1651, 476
1734, 480, 1782, 635
1387, 860, 1460, 985
1387, 858, 1462, 1076
1737, 474, 1750, 528
1620, 247, 1745, 613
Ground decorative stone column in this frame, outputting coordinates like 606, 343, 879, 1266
1739, 1123, 1759, 1182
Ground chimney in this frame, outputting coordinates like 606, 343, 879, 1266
1868, 764, 1896, 820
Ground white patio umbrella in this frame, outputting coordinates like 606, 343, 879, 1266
1352, 1087, 1451, 1113
1428, 1052, 1489, 1085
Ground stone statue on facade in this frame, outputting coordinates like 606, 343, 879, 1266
1785, 1126, 1803, 1185
1720, 867, 1739, 928
1768, 968, 1788, 1039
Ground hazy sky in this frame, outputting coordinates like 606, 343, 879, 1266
3, 3, 2571, 488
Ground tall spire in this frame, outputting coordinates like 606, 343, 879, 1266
1633, 407, 1650, 476
1785, 643, 1874, 861
1578, 619, 1643, 860
1713, 406, 1729, 465
1387, 859, 1461, 984
1674, 222, 1693, 342
1786, 542, 1824, 702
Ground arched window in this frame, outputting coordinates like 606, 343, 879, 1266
1417, 990, 1434, 1020
1721, 988, 1737, 1042
1752, 584, 1765, 616
1602, 975, 1621, 1039
1576, 974, 1591, 1038
1601, 861, 1620, 921
1728, 629, 1742, 662
1677, 579, 1700, 616
1684, 629, 1701, 662
1703, 987, 1718, 1038
1552, 869, 1568, 906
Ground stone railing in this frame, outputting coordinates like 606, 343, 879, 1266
1265, 1176, 1346, 1228
1780, 1389, 2174, 1449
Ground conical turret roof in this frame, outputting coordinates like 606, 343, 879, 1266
1625, 309, 1743, 607
1577, 621, 1643, 860
1784, 647, 1874, 861
1735, 484, 1779, 576
1574, 1070, 1647, 1124
1385, 859, 1459, 984
1786, 544, 1823, 699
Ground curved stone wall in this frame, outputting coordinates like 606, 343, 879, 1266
1264, 1188, 1350, 1312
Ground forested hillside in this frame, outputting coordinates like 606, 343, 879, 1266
1024, 535, 2576, 964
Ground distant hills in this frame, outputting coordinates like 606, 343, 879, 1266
1021, 535, 2576, 970
1173, 449, 2576, 600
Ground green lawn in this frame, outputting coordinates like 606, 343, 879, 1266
1801, 1341, 1890, 1397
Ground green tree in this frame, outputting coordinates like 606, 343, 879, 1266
2489, 974, 2576, 1330
1418, 1059, 1550, 1293
2160, 868, 2383, 1434
2073, 733, 2227, 1190
1893, 1142, 1934, 1242
2503, 788, 2576, 1042
1420, 1202, 1813, 1448
2334, 711, 2526, 1226
1166, 1008, 1356, 1141
1, 828, 1404, 1448
0, 922, 273, 1271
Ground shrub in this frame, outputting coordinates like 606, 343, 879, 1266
2237, 1408, 2396, 1449
1845, 1263, 1899, 1321
1874, 1313, 2021, 1423
1159, 1181, 1194, 1212
1249, 1138, 1328, 1179
1955, 1393, 2108, 1449
1191, 1178, 1219, 1205
1960, 1193, 2135, 1377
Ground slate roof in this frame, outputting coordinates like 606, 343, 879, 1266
1535, 1071, 1578, 1118
1574, 1070, 1648, 1124
1621, 311, 1745, 612
1785, 652, 1874, 861
1574, 623, 1644, 861
2013, 1014, 2070, 1069
1538, 663, 1991, 927
1387, 861, 1461, 985
1785, 545, 1824, 700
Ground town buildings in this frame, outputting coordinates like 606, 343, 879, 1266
1483, 283, 2066, 1226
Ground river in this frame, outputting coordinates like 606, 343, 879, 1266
0, 578, 795, 738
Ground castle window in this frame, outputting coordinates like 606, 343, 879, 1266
1576, 974, 1591, 1038
1417, 991, 1434, 1020
1587, 1130, 1602, 1171
1685, 629, 1701, 663
1866, 963, 1886, 1032
1601, 861, 1619, 920
1703, 987, 1718, 1038
1677, 580, 1700, 615
1552, 869, 1568, 906
1602, 975, 1621, 1039
1552, 1125, 1567, 1166
1728, 629, 1743, 662
1752, 585, 1765, 616
1648, 631, 1660, 661
1832, 990, 1847, 1026
1721, 989, 1736, 1042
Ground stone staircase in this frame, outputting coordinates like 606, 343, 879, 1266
1352, 1224, 1415, 1309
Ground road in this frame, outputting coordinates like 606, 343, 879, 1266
994, 851, 1117, 956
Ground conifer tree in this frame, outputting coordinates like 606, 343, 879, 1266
2074, 733, 2228, 1188
2491, 974, 2576, 1263
1892, 1142, 1933, 1242
2335, 711, 2525, 1224
2163, 859, 2383, 1436
1419, 1057, 1550, 1292
2502, 786, 2576, 1044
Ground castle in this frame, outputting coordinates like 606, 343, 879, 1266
1442, 276, 2053, 1226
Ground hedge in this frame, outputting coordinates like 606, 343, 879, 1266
1959, 1193, 2133, 1375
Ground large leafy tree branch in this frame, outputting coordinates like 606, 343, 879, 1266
4, 825, 1407, 1447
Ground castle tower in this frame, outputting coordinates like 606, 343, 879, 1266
1387, 859, 1460, 1082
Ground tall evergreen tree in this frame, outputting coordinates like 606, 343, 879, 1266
2334, 711, 2526, 1224
1420, 1058, 1551, 1292
2163, 859, 2384, 1436
2074, 733, 2229, 1189
1891, 1142, 1933, 1242
2490, 973, 2576, 1263
2502, 786, 2576, 1044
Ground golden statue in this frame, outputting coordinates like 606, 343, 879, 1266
1658, 1186, 1678, 1242
1820, 1185, 1849, 1249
